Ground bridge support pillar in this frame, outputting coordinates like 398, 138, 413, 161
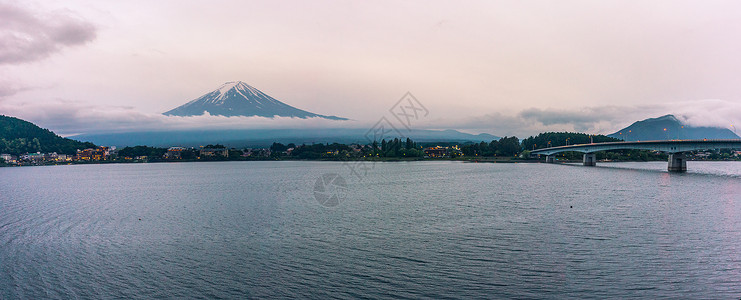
668, 152, 686, 172
583, 153, 596, 166
545, 155, 555, 163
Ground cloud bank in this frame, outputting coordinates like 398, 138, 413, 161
417, 100, 741, 138
4, 96, 738, 139
0, 2, 96, 64
0, 99, 360, 136
515, 100, 741, 133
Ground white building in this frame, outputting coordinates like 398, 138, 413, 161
1, 153, 16, 163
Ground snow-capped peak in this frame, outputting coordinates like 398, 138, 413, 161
216, 81, 241, 94
211, 81, 266, 102
216, 81, 247, 95
163, 81, 347, 120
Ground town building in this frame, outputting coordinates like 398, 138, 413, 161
1, 153, 17, 164
76, 146, 109, 161
165, 147, 187, 159
200, 147, 229, 157
424, 146, 448, 158
22, 152, 45, 162
55, 154, 71, 162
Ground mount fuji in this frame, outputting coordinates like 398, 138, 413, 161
163, 81, 347, 120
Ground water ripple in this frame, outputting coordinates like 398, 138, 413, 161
1, 161, 740, 299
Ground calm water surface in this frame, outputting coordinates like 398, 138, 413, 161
1, 161, 740, 299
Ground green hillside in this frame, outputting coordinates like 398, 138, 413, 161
0, 115, 96, 155
609, 115, 740, 141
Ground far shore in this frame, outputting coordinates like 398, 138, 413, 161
3, 156, 735, 168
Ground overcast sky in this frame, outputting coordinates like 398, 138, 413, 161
2, 0, 741, 137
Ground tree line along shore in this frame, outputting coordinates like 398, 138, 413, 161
4, 133, 740, 167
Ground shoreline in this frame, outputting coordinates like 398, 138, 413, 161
3, 157, 738, 168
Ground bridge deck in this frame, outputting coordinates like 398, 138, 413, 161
530, 139, 741, 155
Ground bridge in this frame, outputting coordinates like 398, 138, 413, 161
530, 140, 741, 172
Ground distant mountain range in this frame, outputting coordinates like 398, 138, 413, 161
609, 114, 739, 141
74, 129, 500, 148
163, 81, 347, 120
0, 115, 95, 155
19, 110, 740, 150
2, 114, 499, 151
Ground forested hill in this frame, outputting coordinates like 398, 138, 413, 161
0, 115, 95, 155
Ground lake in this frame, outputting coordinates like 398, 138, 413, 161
1, 161, 740, 299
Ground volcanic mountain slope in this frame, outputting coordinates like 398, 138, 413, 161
609, 114, 739, 141
163, 81, 347, 120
